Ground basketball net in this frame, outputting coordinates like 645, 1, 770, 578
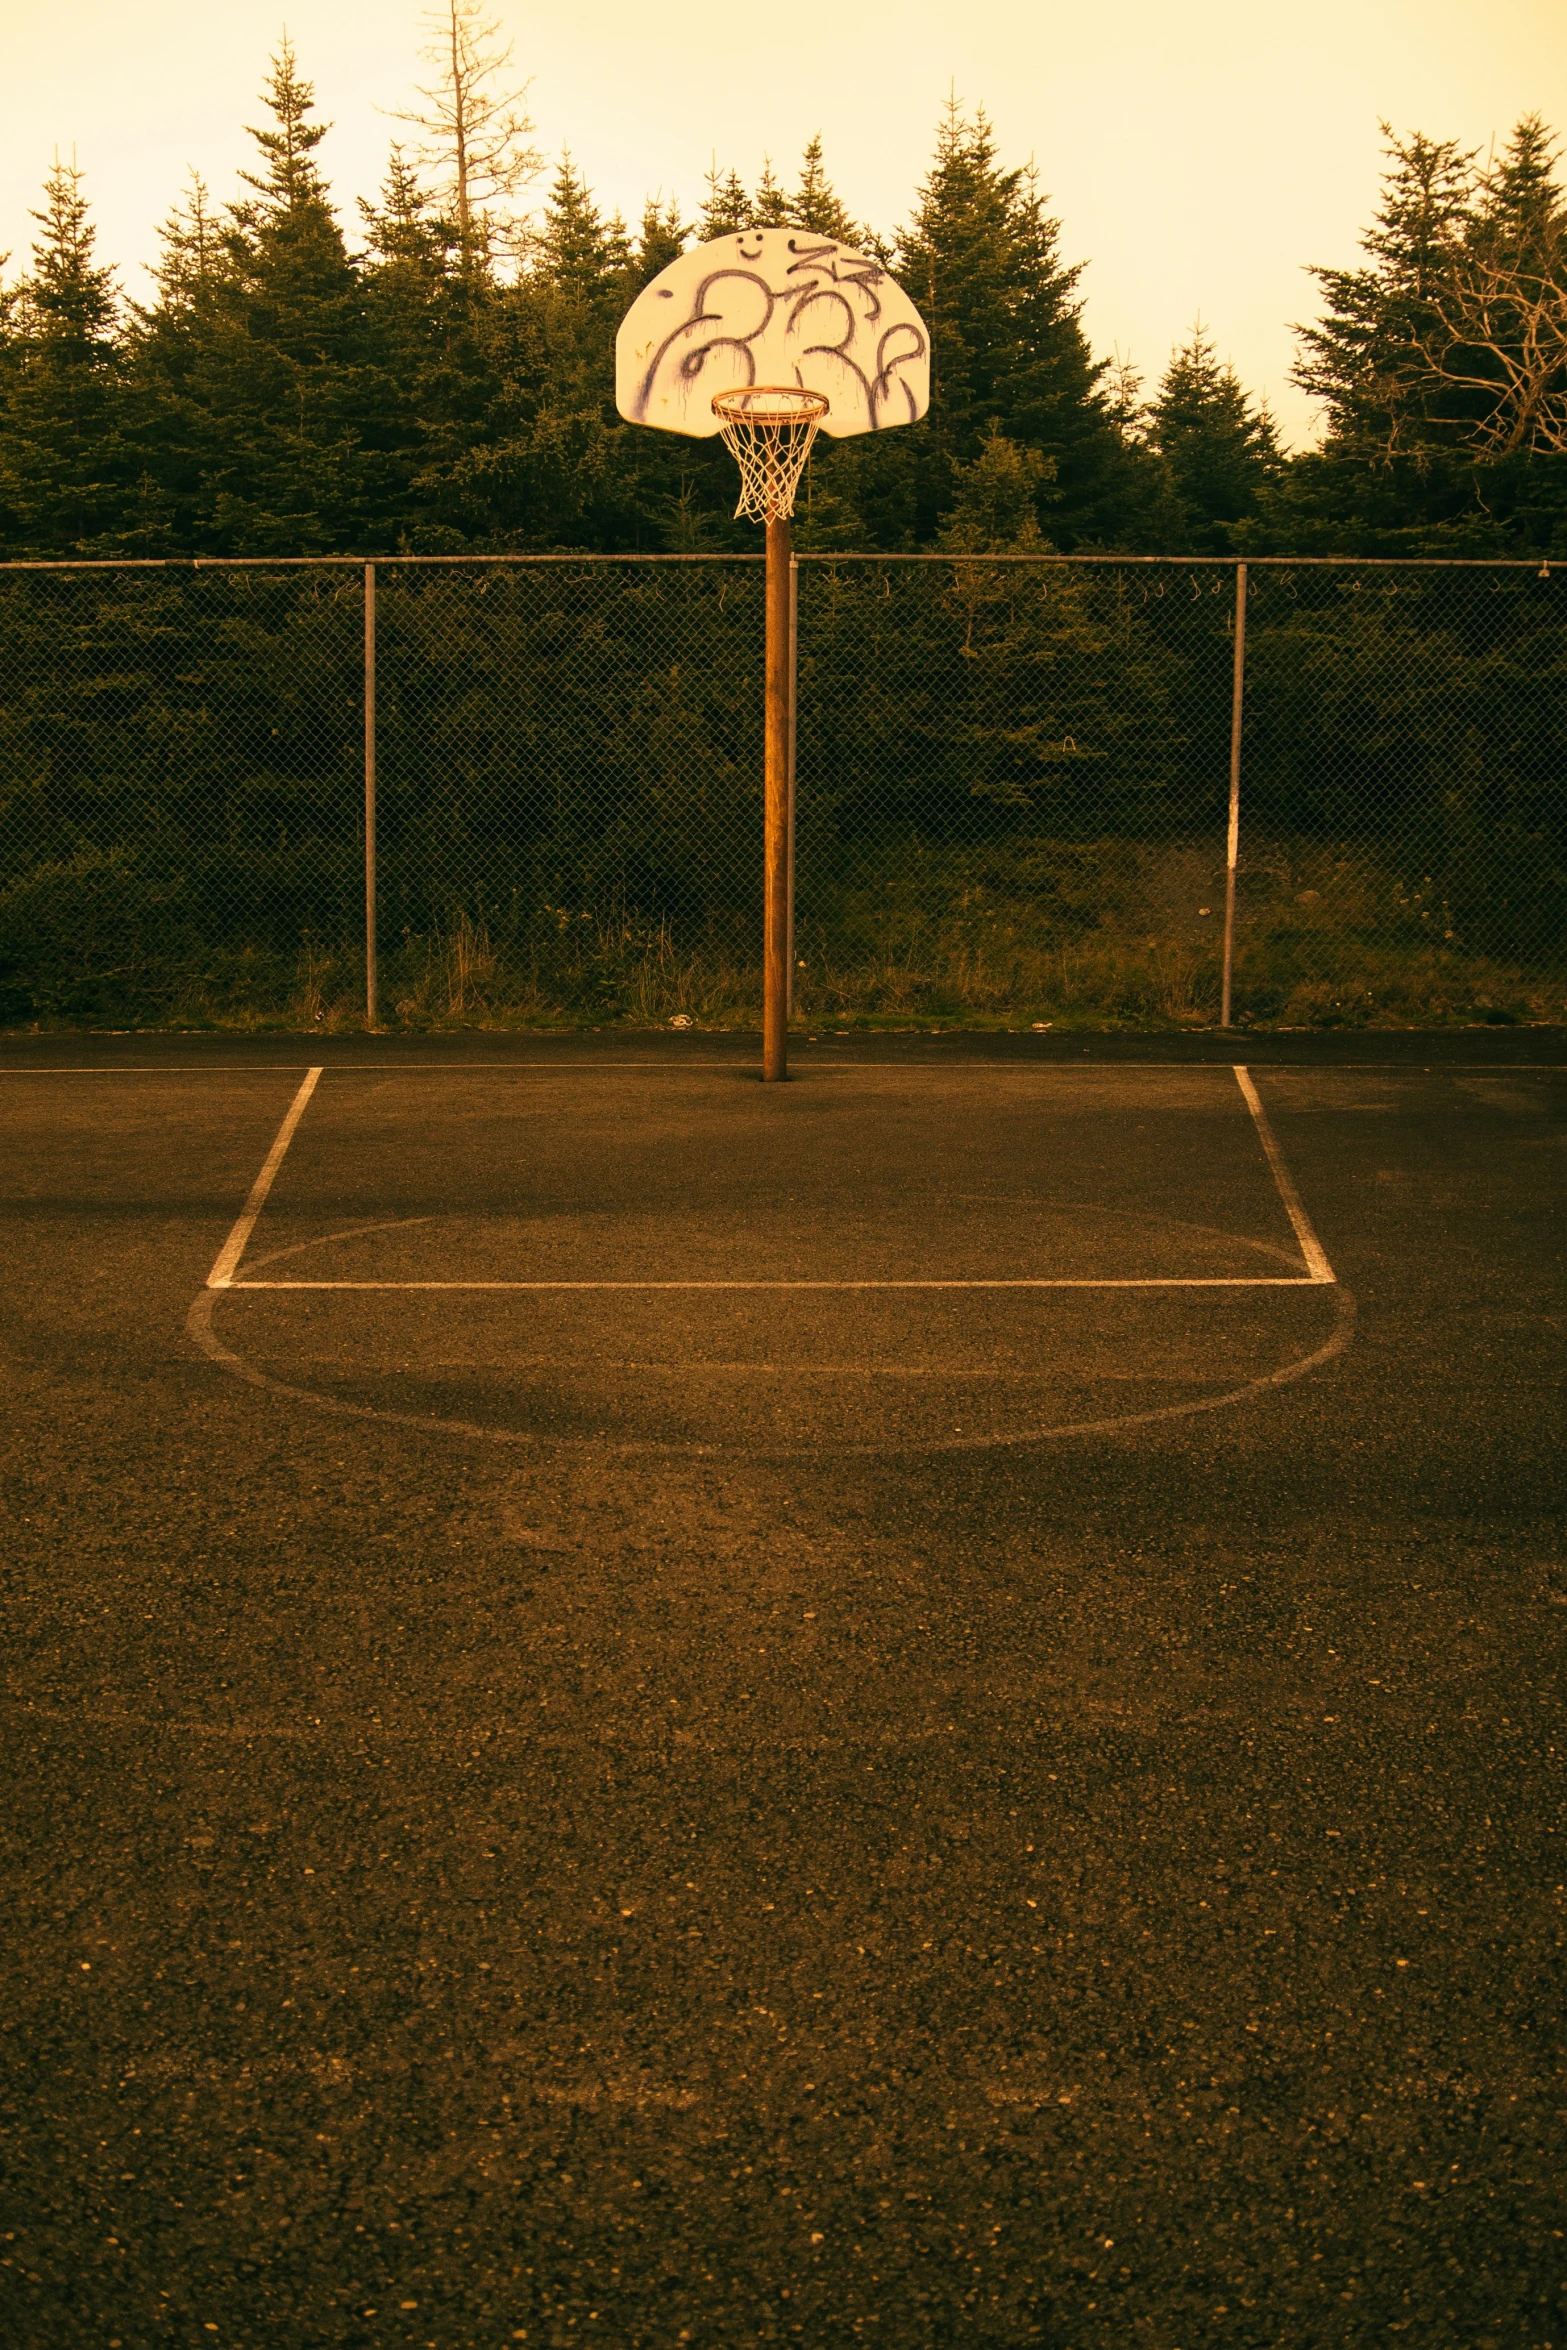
711, 386, 829, 523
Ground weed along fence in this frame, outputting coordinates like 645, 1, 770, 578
0, 552, 1562, 1032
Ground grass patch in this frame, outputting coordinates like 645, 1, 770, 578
2, 836, 1560, 1032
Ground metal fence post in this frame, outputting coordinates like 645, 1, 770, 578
786, 551, 798, 1017
762, 518, 792, 1080
363, 561, 379, 1030
1220, 559, 1248, 1028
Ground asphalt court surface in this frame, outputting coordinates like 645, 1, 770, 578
196, 1063, 1343, 1452
2, 1032, 1564, 2349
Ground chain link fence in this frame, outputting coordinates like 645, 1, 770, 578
0, 554, 1561, 1031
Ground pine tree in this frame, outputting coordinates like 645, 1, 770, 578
625, 198, 686, 294
226, 39, 367, 357
937, 427, 1051, 550
457, 156, 646, 547
533, 156, 630, 309
894, 101, 1118, 544
127, 40, 390, 552
1146, 323, 1280, 550
1293, 125, 1477, 462
2, 74, 1355, 558
1473, 113, 1561, 260
1286, 115, 1567, 548
698, 162, 751, 240
151, 174, 223, 310
112, 174, 228, 551
752, 157, 789, 227
0, 155, 131, 553
788, 137, 861, 243
360, 148, 457, 284
358, 150, 494, 547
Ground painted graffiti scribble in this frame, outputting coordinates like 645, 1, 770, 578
616, 230, 931, 441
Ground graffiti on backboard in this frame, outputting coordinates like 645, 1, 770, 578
615, 230, 932, 440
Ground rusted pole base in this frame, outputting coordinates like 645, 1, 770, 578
762, 516, 791, 1081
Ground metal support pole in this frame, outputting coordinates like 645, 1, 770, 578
1220, 560, 1247, 1029
763, 517, 791, 1080
786, 551, 798, 1017
364, 561, 379, 1031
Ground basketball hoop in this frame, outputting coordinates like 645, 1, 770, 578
617, 233, 929, 1078
711, 386, 829, 523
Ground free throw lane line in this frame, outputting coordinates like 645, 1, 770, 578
1233, 1064, 1335, 1283
205, 1067, 323, 1290
228, 1276, 1323, 1290
227, 1066, 1336, 1290
199, 1065, 1335, 1291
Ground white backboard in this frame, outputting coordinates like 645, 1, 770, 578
616, 229, 931, 440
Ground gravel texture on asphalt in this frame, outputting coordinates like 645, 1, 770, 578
2, 1029, 1563, 2349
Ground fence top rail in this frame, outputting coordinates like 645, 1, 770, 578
0, 550, 1554, 574
0, 552, 768, 572
801, 553, 1558, 571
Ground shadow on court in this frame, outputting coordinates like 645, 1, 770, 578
1, 1030, 1563, 2348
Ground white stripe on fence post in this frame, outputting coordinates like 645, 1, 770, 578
1220, 559, 1247, 1029
364, 561, 379, 1031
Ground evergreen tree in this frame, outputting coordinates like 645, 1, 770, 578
1284, 115, 1567, 550
128, 41, 393, 552
532, 155, 630, 310
752, 157, 789, 227
111, 174, 227, 551
359, 149, 459, 300
151, 174, 224, 309
698, 162, 751, 240
1146, 323, 1280, 550
0, 157, 131, 553
457, 156, 643, 546
625, 198, 686, 293
937, 427, 1052, 550
1474, 112, 1562, 255
225, 40, 372, 380
894, 102, 1120, 545
23, 68, 1504, 560
1091, 352, 1172, 550
787, 136, 863, 244
357, 150, 495, 548
1293, 126, 1477, 464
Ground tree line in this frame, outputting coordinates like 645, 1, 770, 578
0, 10, 1562, 562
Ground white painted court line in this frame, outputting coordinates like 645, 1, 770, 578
230, 1276, 1323, 1291
1232, 1065, 1336, 1283
204, 1067, 323, 1290
0, 1059, 755, 1073
0, 1065, 322, 1073
201, 1061, 1337, 1293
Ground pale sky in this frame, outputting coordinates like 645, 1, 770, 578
2, 0, 1563, 448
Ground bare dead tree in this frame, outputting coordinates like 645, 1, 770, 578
1398, 234, 1567, 458
386, 0, 541, 267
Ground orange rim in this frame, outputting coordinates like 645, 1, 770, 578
711, 385, 830, 425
